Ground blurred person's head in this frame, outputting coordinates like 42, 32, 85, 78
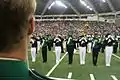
0, 0, 36, 60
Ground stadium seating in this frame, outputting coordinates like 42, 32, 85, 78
35, 21, 120, 37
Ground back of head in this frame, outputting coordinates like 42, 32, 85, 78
0, 0, 36, 52
105, 33, 110, 38
68, 34, 72, 38
81, 35, 84, 38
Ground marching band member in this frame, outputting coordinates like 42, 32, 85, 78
87, 35, 92, 53
92, 37, 101, 66
104, 34, 114, 66
78, 35, 87, 65
30, 36, 37, 62
54, 35, 62, 64
67, 35, 74, 64
41, 36, 48, 63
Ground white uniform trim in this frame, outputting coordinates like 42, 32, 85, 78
54, 38, 61, 42
41, 39, 45, 47
55, 46, 61, 64
37, 41, 40, 51
0, 57, 20, 61
31, 47, 36, 62
79, 47, 86, 64
105, 46, 113, 66
67, 37, 72, 44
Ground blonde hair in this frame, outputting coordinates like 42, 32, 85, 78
0, 0, 37, 52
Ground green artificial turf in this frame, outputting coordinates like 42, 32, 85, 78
29, 48, 120, 80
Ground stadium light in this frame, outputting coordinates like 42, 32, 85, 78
80, 0, 93, 11
89, 8, 93, 11
55, 1, 67, 8
48, 0, 67, 10
48, 2, 55, 10
87, 6, 93, 11
80, 0, 87, 6
102, 0, 106, 3
87, 6, 90, 9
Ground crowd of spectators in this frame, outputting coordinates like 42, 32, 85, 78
35, 21, 120, 38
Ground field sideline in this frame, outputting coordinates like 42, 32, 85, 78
28, 48, 120, 80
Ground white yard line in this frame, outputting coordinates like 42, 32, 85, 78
111, 54, 120, 80
67, 72, 72, 79
90, 74, 95, 80
49, 77, 74, 80
112, 54, 120, 60
111, 75, 118, 80
46, 52, 67, 77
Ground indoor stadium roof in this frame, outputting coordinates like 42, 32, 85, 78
36, 0, 120, 15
